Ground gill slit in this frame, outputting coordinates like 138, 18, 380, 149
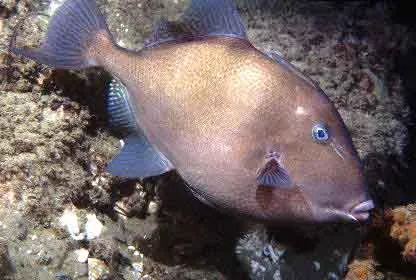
329, 138, 345, 160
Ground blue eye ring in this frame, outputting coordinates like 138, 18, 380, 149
312, 123, 330, 143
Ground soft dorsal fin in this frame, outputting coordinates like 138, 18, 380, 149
144, 0, 247, 48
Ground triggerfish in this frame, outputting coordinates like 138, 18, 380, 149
9, 0, 374, 225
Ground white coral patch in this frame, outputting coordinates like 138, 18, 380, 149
59, 208, 85, 240
85, 214, 103, 240
75, 248, 89, 263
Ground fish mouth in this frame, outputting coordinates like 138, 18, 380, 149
318, 199, 375, 223
349, 199, 375, 222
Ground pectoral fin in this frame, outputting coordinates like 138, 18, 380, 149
107, 134, 173, 179
107, 78, 138, 136
257, 157, 292, 188
106, 79, 173, 179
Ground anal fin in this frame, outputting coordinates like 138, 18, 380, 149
107, 134, 173, 179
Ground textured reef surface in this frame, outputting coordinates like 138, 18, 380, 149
0, 0, 415, 279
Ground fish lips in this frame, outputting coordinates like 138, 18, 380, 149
313, 199, 375, 224
349, 199, 375, 222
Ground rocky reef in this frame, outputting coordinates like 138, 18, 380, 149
389, 204, 416, 264
0, 0, 415, 279
345, 260, 384, 280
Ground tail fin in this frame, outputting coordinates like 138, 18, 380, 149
9, 0, 113, 69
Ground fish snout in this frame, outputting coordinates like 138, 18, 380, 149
311, 199, 375, 223
349, 199, 375, 222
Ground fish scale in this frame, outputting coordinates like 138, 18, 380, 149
9, 0, 374, 225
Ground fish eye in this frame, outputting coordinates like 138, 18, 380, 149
312, 123, 330, 143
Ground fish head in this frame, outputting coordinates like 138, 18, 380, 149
250, 76, 374, 225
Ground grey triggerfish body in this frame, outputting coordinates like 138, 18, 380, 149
10, 0, 374, 224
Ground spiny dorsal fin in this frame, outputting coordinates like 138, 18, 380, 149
144, 0, 247, 48
267, 51, 322, 92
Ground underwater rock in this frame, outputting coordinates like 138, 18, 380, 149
235, 227, 288, 279
59, 209, 104, 241
140, 275, 154, 280
359, 69, 387, 100
389, 204, 416, 264
114, 181, 157, 218
85, 214, 104, 240
345, 260, 384, 280
55, 274, 73, 280
59, 208, 84, 241
83, 182, 112, 210
341, 205, 416, 280
0, 238, 11, 276
16, 219, 28, 241
147, 199, 161, 216
0, 0, 17, 14
88, 258, 110, 280
74, 248, 89, 263
0, 91, 92, 227
82, 133, 120, 210
236, 224, 366, 280
114, 188, 146, 218
89, 238, 119, 270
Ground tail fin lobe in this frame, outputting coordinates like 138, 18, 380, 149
9, 0, 113, 69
